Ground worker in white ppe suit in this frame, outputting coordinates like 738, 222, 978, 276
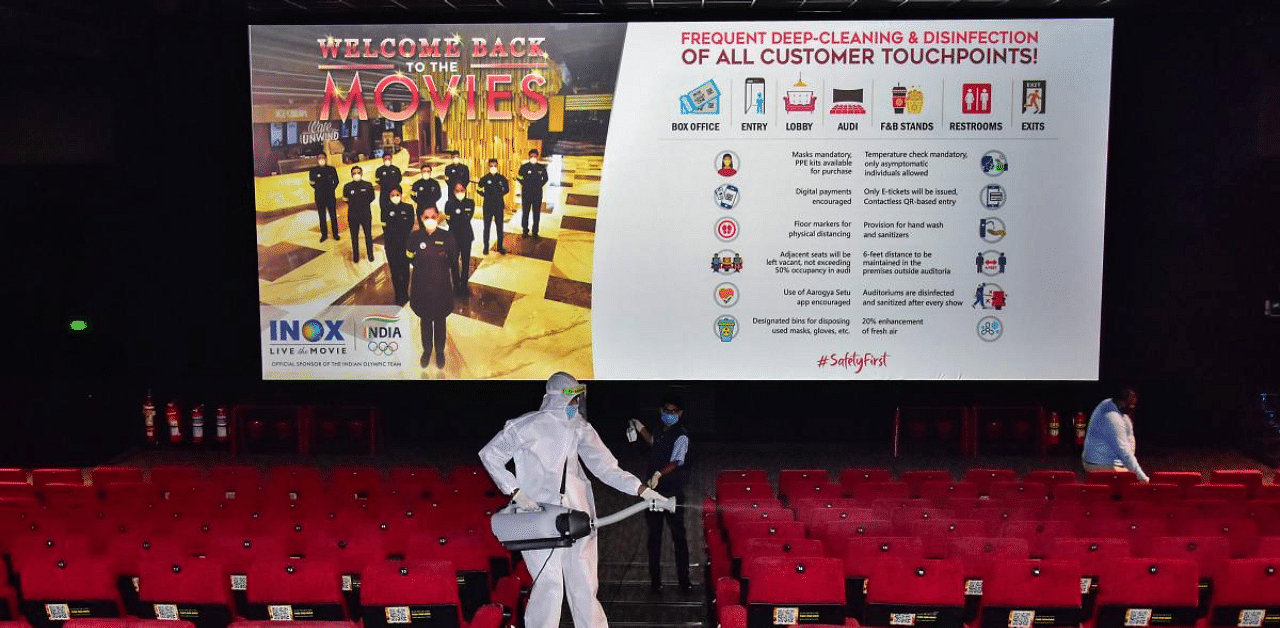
479, 372, 670, 628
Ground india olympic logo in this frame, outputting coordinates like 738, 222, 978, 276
368, 341, 399, 356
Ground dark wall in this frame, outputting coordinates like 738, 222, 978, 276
2, 3, 1277, 466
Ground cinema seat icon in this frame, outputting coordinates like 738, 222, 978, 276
716, 315, 739, 342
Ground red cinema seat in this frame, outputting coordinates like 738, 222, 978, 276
919, 482, 980, 506
1204, 558, 1280, 628
137, 555, 233, 628
780, 469, 831, 499
802, 507, 879, 536
1051, 503, 1126, 536
839, 469, 893, 497
443, 466, 499, 500
1208, 470, 1264, 499
0, 470, 27, 484
405, 532, 501, 620
782, 482, 844, 505
718, 482, 776, 502
1087, 519, 1172, 557
1148, 537, 1230, 616
739, 540, 826, 605
1148, 472, 1204, 498
717, 469, 770, 490
1120, 483, 1182, 504
1254, 537, 1280, 558
864, 558, 965, 628
1085, 471, 1139, 497
263, 467, 324, 503
901, 471, 955, 498
1243, 500, 1280, 536
1179, 519, 1260, 558
1043, 538, 1131, 621
911, 521, 988, 559
149, 466, 202, 489
206, 466, 262, 501
358, 560, 483, 628
31, 470, 84, 488
890, 506, 955, 535
978, 560, 1084, 628
1170, 499, 1242, 521
743, 556, 847, 628
962, 469, 1018, 496
0, 483, 36, 501
327, 466, 385, 503
65, 621, 197, 628
1092, 559, 1200, 628
242, 559, 346, 622
1021, 471, 1078, 495
729, 521, 807, 564
19, 557, 122, 628
988, 481, 1049, 503
850, 482, 911, 502
972, 508, 1040, 537
841, 538, 926, 619
1257, 484, 1280, 499
945, 538, 1031, 622
387, 466, 443, 501
89, 469, 143, 488
818, 520, 896, 558
999, 521, 1077, 558
209, 534, 288, 615
1187, 484, 1250, 504
1051, 483, 1111, 504
720, 507, 794, 530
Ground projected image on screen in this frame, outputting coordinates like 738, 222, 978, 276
250, 19, 1112, 380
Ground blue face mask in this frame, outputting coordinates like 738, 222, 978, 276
661, 411, 678, 426
565, 404, 578, 419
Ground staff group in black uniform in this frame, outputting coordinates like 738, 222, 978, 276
308, 154, 340, 242
342, 166, 376, 263
477, 158, 510, 255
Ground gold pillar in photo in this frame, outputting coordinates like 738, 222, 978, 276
423, 60, 562, 175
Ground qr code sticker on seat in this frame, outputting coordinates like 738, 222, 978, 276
45, 604, 70, 621
268, 605, 294, 621
385, 606, 411, 624
154, 604, 180, 620
341, 575, 353, 592
1237, 610, 1265, 628
1124, 608, 1152, 627
1080, 578, 1093, 595
231, 574, 248, 591
965, 579, 985, 596
772, 607, 798, 625
890, 613, 918, 626
1009, 610, 1036, 628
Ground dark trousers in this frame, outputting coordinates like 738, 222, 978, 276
386, 228, 410, 304
645, 493, 690, 586
482, 208, 504, 251
452, 237, 473, 289
420, 315, 447, 360
349, 211, 373, 262
316, 195, 338, 238
521, 192, 542, 235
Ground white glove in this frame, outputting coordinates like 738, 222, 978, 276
626, 420, 639, 443
510, 489, 539, 511
629, 418, 644, 432
647, 471, 662, 489
641, 488, 676, 512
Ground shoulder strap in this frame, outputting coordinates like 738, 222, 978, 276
560, 456, 569, 496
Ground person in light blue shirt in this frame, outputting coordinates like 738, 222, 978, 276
1081, 387, 1149, 482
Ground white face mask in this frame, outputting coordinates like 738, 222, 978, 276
353, 173, 362, 181
422, 172, 431, 178
423, 218, 438, 231
489, 167, 498, 174
384, 160, 392, 167
389, 196, 400, 204
452, 157, 460, 164
318, 160, 327, 166
454, 192, 465, 200
529, 158, 537, 164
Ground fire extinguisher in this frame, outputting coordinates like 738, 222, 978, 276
215, 405, 229, 445
142, 390, 157, 445
166, 401, 182, 444
1073, 411, 1088, 447
191, 405, 205, 445
1046, 411, 1060, 448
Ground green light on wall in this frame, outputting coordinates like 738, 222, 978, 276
69, 320, 89, 332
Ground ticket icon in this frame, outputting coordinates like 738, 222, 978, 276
680, 79, 722, 114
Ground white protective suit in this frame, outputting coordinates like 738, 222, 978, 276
479, 372, 644, 628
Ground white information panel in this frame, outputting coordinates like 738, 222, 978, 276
594, 19, 1113, 379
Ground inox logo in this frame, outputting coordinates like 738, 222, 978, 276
269, 319, 345, 342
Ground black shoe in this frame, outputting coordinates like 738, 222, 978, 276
436, 354, 445, 368
320, 235, 329, 243
334, 234, 341, 241
533, 233, 540, 240
497, 248, 506, 254
353, 256, 360, 263
483, 247, 489, 255
522, 231, 529, 237
420, 353, 430, 368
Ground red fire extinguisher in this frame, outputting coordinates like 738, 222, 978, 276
167, 401, 182, 444
191, 404, 205, 445
1046, 411, 1060, 447
215, 405, 229, 444
143, 390, 157, 445
1073, 411, 1088, 446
